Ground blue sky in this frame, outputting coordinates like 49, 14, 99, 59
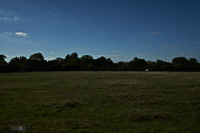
1, 0, 200, 62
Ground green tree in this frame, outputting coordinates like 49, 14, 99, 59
10, 56, 26, 64
172, 57, 188, 64
0, 54, 6, 63
81, 55, 94, 70
95, 56, 107, 70
188, 58, 199, 71
172, 57, 189, 71
28, 53, 46, 71
155, 60, 171, 71
0, 54, 7, 72
129, 57, 146, 71
29, 52, 44, 61
189, 58, 198, 65
87, 63, 96, 70
9, 57, 21, 72
116, 61, 128, 71
71, 52, 78, 59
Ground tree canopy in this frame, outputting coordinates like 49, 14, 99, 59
0, 54, 6, 63
0, 52, 200, 72
172, 57, 188, 64
29, 53, 44, 61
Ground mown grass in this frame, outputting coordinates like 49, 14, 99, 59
0, 71, 200, 132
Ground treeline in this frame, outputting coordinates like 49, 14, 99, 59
0, 52, 200, 72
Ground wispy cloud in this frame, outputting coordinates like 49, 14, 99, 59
0, 16, 18, 21
137, 54, 150, 57
164, 45, 178, 49
106, 55, 124, 58
180, 53, 199, 56
146, 44, 150, 46
0, 32, 13, 38
14, 16, 18, 20
93, 55, 124, 59
5, 32, 13, 35
112, 51, 120, 53
92, 55, 125, 62
145, 31, 160, 34
0, 8, 19, 21
51, 52, 54, 54
15, 32, 28, 37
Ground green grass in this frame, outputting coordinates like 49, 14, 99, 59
0, 71, 200, 132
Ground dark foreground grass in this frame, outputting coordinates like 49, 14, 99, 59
0, 71, 200, 132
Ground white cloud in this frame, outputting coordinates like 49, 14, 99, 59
3, 17, 7, 20
51, 52, 54, 54
112, 51, 120, 53
5, 55, 14, 62
6, 55, 13, 58
15, 32, 28, 37
14, 16, 18, 20
45, 57, 56, 61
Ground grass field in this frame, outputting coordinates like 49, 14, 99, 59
0, 71, 200, 133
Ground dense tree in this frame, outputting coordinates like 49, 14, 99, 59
62, 53, 81, 71
129, 57, 146, 70
188, 58, 199, 71
172, 57, 189, 71
8, 56, 27, 72
47, 58, 63, 71
94, 56, 107, 70
87, 63, 96, 70
189, 58, 198, 65
65, 52, 78, 60
29, 53, 44, 61
0, 54, 8, 72
155, 60, 171, 71
1, 52, 200, 73
71, 52, 78, 59
172, 57, 188, 64
10, 56, 27, 64
116, 62, 128, 71
81, 55, 94, 70
27, 53, 46, 71
0, 54, 6, 63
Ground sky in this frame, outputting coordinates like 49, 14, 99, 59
1, 0, 200, 63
